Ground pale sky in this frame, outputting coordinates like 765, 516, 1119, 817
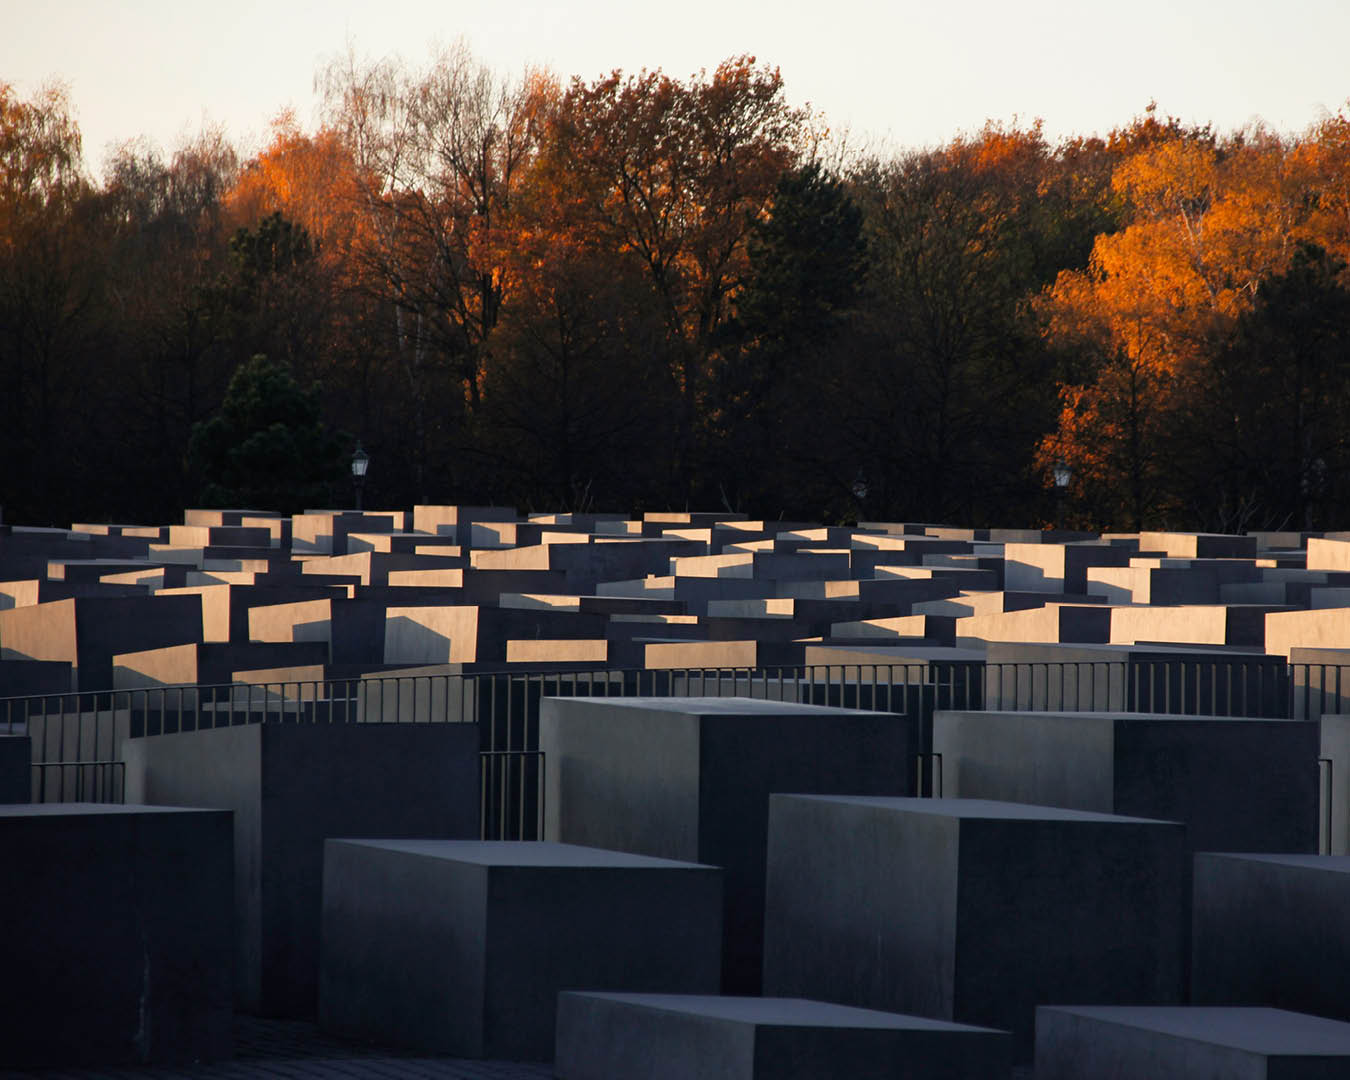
6, 0, 1349, 176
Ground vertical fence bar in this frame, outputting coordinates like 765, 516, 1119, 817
537, 750, 546, 841
1320, 757, 1335, 856
518, 749, 526, 841
56, 695, 66, 801
480, 754, 488, 840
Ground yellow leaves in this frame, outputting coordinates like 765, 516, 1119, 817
1292, 106, 1350, 264
541, 56, 804, 370
0, 80, 84, 210
1112, 137, 1217, 217
1042, 116, 1350, 525
220, 117, 393, 312
0, 80, 88, 267
1051, 128, 1317, 378
956, 119, 1049, 185
225, 120, 362, 248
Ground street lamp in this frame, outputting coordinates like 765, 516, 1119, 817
351, 443, 369, 511
1052, 459, 1072, 530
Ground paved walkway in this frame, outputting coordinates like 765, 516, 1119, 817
0, 1017, 554, 1080
0, 1015, 1041, 1079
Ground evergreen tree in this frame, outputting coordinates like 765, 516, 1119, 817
186, 354, 348, 512
709, 162, 866, 516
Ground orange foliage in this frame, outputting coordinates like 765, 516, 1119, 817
1292, 107, 1350, 262
223, 111, 373, 279
1037, 112, 1349, 526
541, 57, 803, 380
0, 80, 85, 256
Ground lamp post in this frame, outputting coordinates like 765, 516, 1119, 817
851, 475, 867, 514
351, 443, 369, 511
1052, 459, 1072, 530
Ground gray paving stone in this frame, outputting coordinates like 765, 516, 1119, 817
0, 1018, 553, 1080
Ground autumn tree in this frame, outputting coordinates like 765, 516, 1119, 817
318, 43, 551, 500
91, 129, 242, 519
1293, 106, 1350, 264
0, 80, 104, 522
1039, 117, 1319, 528
538, 56, 805, 499
475, 201, 673, 510
11, 54, 1350, 531
221, 116, 360, 374
224, 113, 366, 252
215, 116, 404, 490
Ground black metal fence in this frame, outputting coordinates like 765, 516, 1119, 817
3, 658, 1346, 841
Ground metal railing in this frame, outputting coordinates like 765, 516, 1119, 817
31, 760, 124, 803
481, 750, 544, 842
1293, 663, 1350, 722
4, 657, 1347, 840
984, 656, 1292, 718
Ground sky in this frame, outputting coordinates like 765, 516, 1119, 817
6, 0, 1350, 175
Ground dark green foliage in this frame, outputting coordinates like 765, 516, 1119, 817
1187, 244, 1350, 530
186, 355, 349, 513
706, 163, 867, 517
199, 212, 328, 376
839, 153, 1058, 526
229, 211, 313, 285
734, 162, 866, 350
473, 249, 676, 512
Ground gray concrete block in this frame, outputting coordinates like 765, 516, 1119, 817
0, 658, 74, 696
319, 840, 722, 1062
0, 803, 232, 1066
554, 993, 1012, 1080
0, 733, 29, 801
1320, 714, 1350, 853
122, 722, 478, 1017
411, 504, 518, 544
1004, 542, 1132, 594
763, 796, 1186, 1062
113, 641, 330, 689
1193, 854, 1350, 1020
1035, 1006, 1350, 1080
933, 710, 1320, 853
540, 696, 916, 993
1138, 532, 1259, 559
0, 594, 204, 691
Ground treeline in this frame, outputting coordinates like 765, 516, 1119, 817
3, 50, 1349, 530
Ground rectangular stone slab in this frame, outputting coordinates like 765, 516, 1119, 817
123, 721, 479, 1017
540, 696, 916, 993
1036, 1006, 1350, 1080
319, 840, 722, 1062
932, 710, 1319, 852
763, 795, 1186, 1063
0, 733, 29, 801
1193, 853, 1350, 1020
555, 992, 1011, 1080
0, 803, 233, 1066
